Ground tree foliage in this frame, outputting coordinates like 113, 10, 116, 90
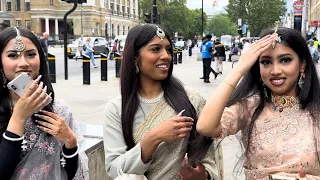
226, 0, 286, 36
139, 0, 207, 39
206, 14, 237, 37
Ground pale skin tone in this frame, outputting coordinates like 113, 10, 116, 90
137, 36, 208, 179
2, 36, 76, 149
197, 34, 310, 178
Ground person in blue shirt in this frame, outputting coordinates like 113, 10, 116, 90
200, 35, 218, 83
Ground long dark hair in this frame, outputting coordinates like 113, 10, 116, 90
228, 27, 320, 172
0, 27, 55, 136
120, 24, 213, 165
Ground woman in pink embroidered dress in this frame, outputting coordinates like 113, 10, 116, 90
197, 27, 320, 179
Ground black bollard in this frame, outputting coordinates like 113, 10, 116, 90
82, 54, 90, 85
173, 49, 178, 64
114, 52, 121, 78
47, 53, 56, 83
178, 48, 182, 63
100, 53, 108, 81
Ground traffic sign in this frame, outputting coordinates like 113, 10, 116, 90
293, 0, 303, 11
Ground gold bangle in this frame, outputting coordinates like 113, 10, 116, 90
223, 81, 235, 89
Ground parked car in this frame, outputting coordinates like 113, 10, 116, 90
67, 37, 110, 59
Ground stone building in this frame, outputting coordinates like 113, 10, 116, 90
0, 0, 140, 40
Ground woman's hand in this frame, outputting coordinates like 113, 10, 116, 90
236, 34, 277, 75
178, 155, 208, 180
11, 75, 51, 124
35, 110, 77, 149
152, 115, 194, 143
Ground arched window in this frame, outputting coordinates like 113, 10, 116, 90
117, 24, 120, 35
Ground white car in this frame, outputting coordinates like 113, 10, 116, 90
67, 37, 110, 59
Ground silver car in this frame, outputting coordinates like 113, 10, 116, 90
67, 37, 110, 59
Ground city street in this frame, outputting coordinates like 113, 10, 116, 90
51, 47, 246, 179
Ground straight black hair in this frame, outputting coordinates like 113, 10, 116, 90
120, 24, 213, 165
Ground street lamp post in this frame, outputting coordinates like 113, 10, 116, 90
201, 0, 203, 37
81, 4, 83, 35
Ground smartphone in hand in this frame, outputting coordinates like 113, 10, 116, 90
7, 72, 32, 97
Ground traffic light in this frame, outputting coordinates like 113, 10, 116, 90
144, 13, 152, 23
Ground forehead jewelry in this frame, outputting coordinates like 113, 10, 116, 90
271, 25, 281, 49
156, 26, 165, 40
13, 27, 25, 55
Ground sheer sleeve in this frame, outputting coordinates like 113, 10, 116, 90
54, 99, 89, 180
103, 97, 150, 179
219, 96, 259, 139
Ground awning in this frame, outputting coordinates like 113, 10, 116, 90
0, 13, 14, 18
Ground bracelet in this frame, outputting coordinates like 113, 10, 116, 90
222, 81, 236, 89
61, 144, 79, 158
2, 132, 24, 141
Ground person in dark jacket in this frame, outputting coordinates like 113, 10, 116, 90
228, 44, 239, 62
213, 38, 226, 74
39, 32, 49, 60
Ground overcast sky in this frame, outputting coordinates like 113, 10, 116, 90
186, 0, 228, 15
186, 0, 293, 15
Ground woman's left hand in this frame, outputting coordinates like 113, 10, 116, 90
178, 156, 208, 180
35, 110, 77, 149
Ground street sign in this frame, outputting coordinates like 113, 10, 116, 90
293, 0, 303, 11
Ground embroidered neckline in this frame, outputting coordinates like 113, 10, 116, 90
271, 94, 299, 112
138, 91, 164, 104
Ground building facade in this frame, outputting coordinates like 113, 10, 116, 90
0, 0, 140, 40
308, 0, 320, 40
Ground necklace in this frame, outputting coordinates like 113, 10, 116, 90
138, 91, 164, 104
271, 94, 299, 112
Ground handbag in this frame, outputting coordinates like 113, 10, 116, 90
114, 174, 148, 180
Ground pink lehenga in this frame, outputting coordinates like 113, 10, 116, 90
219, 96, 320, 179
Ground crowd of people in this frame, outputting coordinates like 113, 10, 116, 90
1, 22, 320, 179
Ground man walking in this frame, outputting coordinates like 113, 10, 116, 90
200, 35, 218, 83
39, 32, 49, 60
213, 38, 226, 74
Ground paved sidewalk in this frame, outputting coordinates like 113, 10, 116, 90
52, 52, 245, 179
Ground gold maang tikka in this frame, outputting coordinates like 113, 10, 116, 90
156, 26, 165, 40
271, 25, 281, 48
13, 27, 25, 55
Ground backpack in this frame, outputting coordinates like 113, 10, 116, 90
83, 44, 87, 51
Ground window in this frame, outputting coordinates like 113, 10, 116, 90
104, 0, 108, 8
123, 25, 125, 35
6, 0, 11, 11
16, 20, 21, 27
25, 20, 30, 30
25, 0, 30, 11
4, 20, 10, 27
50, 0, 53, 5
96, 23, 100, 35
0, 1, 2, 11
117, 25, 119, 35
15, 0, 21, 11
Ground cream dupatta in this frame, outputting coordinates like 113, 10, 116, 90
133, 90, 224, 180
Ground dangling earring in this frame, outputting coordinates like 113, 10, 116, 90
1, 71, 7, 88
135, 61, 139, 74
298, 72, 305, 89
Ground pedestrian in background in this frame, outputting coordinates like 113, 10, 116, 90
313, 37, 319, 49
103, 24, 223, 180
197, 27, 320, 179
200, 35, 218, 83
84, 37, 98, 68
75, 35, 84, 61
228, 44, 239, 62
308, 39, 319, 63
0, 27, 88, 179
187, 39, 193, 56
213, 38, 226, 74
39, 32, 49, 61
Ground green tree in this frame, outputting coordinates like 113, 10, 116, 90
226, 0, 286, 36
139, 0, 207, 38
206, 14, 237, 37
